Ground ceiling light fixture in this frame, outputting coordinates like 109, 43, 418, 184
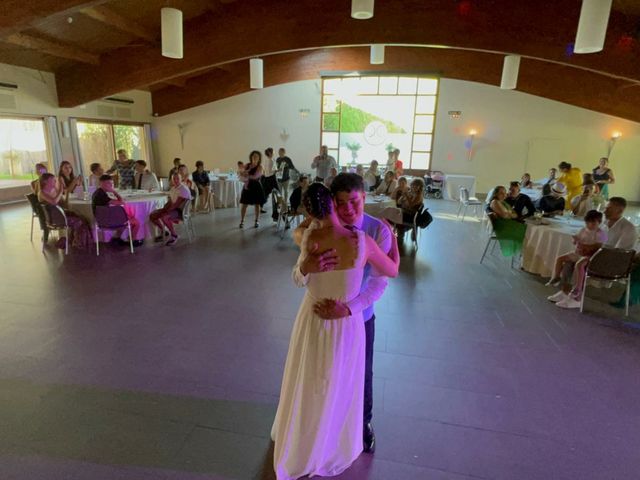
574, 0, 612, 54
351, 0, 374, 19
500, 55, 520, 90
370, 44, 385, 64
161, 8, 183, 59
250, 58, 263, 89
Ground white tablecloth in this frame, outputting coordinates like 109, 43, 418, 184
364, 194, 395, 218
209, 175, 243, 208
68, 191, 167, 241
520, 187, 543, 202
521, 217, 583, 277
444, 174, 476, 201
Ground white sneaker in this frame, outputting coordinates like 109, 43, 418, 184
547, 290, 568, 303
556, 297, 581, 309
545, 277, 561, 287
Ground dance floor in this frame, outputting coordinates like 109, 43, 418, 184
1, 200, 639, 479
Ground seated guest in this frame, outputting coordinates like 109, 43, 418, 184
324, 167, 338, 188
92, 174, 142, 247
549, 197, 638, 308
58, 160, 84, 202
534, 167, 557, 187
30, 162, 49, 194
396, 178, 425, 241
392, 176, 408, 204
570, 184, 595, 217
375, 170, 398, 196
505, 181, 535, 219
488, 185, 527, 257
133, 160, 159, 191
355, 164, 365, 178
537, 182, 566, 215
364, 160, 380, 191
520, 173, 533, 188
178, 164, 195, 199
88, 163, 104, 188
557, 161, 582, 205
289, 175, 310, 215
38, 173, 91, 250
168, 157, 181, 179
106, 149, 135, 189
149, 172, 192, 246
192, 160, 211, 211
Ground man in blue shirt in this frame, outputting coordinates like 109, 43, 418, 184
293, 173, 396, 453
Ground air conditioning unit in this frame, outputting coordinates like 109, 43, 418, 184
104, 96, 135, 105
0, 82, 18, 109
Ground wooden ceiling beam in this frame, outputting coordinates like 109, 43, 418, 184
5, 33, 100, 65
0, 0, 109, 38
56, 0, 640, 108
81, 5, 157, 43
150, 47, 640, 123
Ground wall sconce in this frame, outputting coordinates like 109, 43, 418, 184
299, 108, 311, 119
608, 131, 621, 156
465, 129, 477, 161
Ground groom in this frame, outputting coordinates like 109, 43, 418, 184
292, 173, 395, 454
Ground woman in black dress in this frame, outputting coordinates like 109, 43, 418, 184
239, 150, 265, 228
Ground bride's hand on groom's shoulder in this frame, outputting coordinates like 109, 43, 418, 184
314, 299, 351, 319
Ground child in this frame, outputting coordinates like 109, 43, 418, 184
546, 209, 607, 303
236, 161, 244, 175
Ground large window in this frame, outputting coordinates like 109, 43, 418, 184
0, 117, 50, 187
321, 75, 439, 170
76, 121, 149, 174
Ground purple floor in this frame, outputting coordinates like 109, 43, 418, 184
1, 200, 639, 480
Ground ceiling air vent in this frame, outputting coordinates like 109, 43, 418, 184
0, 81, 18, 90
104, 96, 134, 104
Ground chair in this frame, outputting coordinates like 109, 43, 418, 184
179, 199, 196, 242
579, 248, 636, 317
457, 187, 483, 221
25, 193, 48, 242
393, 205, 424, 250
42, 204, 69, 255
94, 205, 134, 256
158, 177, 170, 192
480, 213, 518, 268
273, 189, 303, 238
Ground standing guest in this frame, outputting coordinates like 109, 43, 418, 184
92, 174, 142, 247
149, 172, 191, 246
38, 173, 91, 250
488, 185, 527, 257
570, 184, 595, 217
88, 163, 104, 188
592, 157, 615, 200
311, 145, 337, 182
395, 178, 425, 241
520, 173, 533, 188
291, 173, 396, 455
375, 170, 398, 196
107, 149, 136, 189
392, 149, 404, 176
261, 147, 279, 211
392, 176, 409, 204
276, 147, 296, 201
168, 157, 181, 179
30, 162, 49, 194
549, 197, 637, 308
557, 161, 582, 205
385, 150, 395, 172
537, 182, 566, 215
324, 167, 338, 188
505, 181, 535, 219
364, 160, 380, 191
236, 161, 244, 175
289, 175, 310, 215
239, 150, 265, 228
134, 160, 159, 191
191, 161, 211, 211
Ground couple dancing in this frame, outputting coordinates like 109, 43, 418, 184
271, 174, 399, 479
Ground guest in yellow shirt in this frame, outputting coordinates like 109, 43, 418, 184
557, 161, 582, 205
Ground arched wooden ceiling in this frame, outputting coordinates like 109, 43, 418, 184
2, 0, 640, 119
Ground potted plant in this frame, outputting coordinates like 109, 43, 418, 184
345, 141, 362, 161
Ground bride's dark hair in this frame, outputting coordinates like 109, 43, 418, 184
303, 182, 333, 219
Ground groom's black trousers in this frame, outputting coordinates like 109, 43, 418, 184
364, 314, 375, 425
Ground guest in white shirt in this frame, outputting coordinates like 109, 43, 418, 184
364, 160, 380, 192
88, 163, 104, 188
261, 147, 278, 212
133, 160, 159, 191
149, 172, 192, 246
375, 171, 398, 196
311, 145, 337, 182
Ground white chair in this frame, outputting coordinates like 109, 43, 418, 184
457, 187, 482, 221
179, 199, 196, 242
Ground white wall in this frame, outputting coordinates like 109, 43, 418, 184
150, 78, 639, 201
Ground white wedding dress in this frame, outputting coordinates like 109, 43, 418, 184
272, 228, 366, 480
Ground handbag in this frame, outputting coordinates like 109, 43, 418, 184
416, 207, 433, 229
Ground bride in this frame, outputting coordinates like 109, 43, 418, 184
272, 183, 399, 479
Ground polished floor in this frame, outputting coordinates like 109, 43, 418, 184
1, 200, 639, 480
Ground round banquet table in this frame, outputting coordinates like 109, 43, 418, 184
364, 194, 395, 218
521, 217, 583, 277
68, 191, 167, 241
209, 175, 243, 208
